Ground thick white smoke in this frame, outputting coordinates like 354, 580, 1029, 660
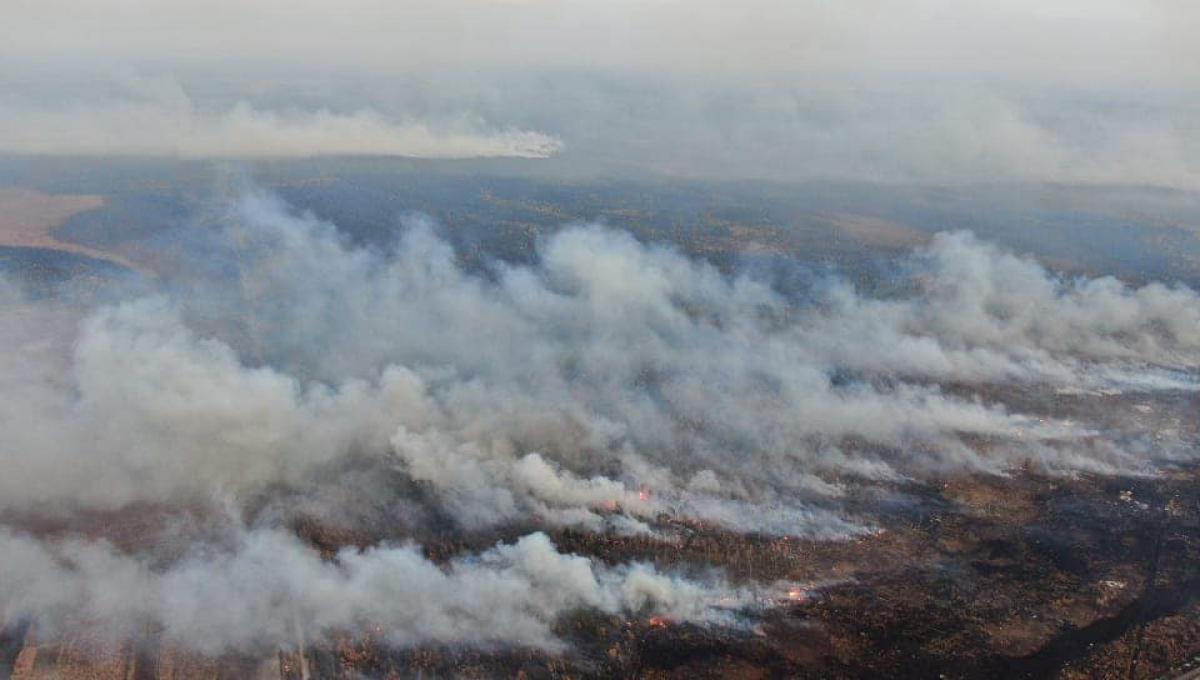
0, 186, 1197, 654
0, 528, 744, 653
804, 232, 1200, 387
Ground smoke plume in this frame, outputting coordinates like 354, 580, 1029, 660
0, 79, 562, 159
0, 186, 1196, 654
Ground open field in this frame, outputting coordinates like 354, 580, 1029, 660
0, 188, 143, 273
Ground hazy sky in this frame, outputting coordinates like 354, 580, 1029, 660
2, 0, 1197, 184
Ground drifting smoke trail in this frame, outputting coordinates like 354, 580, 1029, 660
0, 81, 564, 160
0, 185, 1197, 653
0, 527, 750, 653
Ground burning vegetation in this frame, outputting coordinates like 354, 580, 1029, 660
1, 187, 1199, 678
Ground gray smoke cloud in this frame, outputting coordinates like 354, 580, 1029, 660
2, 1, 1196, 185
0, 77, 562, 159
1, 186, 1197, 653
800, 232, 1200, 387
0, 527, 746, 653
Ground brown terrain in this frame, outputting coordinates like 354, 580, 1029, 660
2, 459, 1197, 679
1, 184, 1197, 679
824, 214, 932, 250
0, 188, 143, 273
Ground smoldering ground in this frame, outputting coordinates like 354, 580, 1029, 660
0, 185, 1197, 655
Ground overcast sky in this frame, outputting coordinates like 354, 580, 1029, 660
2, 0, 1197, 184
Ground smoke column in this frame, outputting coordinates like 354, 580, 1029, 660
0, 185, 1196, 653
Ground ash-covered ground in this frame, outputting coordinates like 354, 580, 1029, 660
1, 167, 1198, 679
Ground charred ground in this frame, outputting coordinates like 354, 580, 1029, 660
1, 162, 1199, 679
